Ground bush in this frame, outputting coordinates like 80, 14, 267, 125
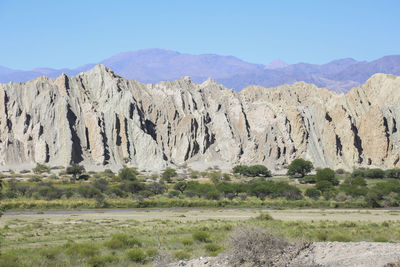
33, 163, 50, 174
126, 247, 146, 262
146, 248, 158, 257
204, 243, 222, 253
365, 168, 385, 179
226, 226, 304, 267
174, 250, 191, 260
256, 212, 274, 221
65, 242, 99, 257
192, 231, 211, 242
298, 175, 317, 184
105, 233, 141, 249
305, 187, 321, 200
87, 255, 118, 267
118, 167, 137, 181
316, 168, 338, 185
161, 168, 177, 182
286, 159, 313, 177
181, 238, 193, 246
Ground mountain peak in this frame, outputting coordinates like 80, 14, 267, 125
265, 58, 288, 69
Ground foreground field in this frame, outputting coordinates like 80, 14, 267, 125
1, 208, 400, 266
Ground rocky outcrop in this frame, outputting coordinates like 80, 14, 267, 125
0, 65, 399, 171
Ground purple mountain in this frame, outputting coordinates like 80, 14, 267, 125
1, 49, 399, 93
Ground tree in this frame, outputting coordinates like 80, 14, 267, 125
33, 163, 50, 174
162, 168, 177, 183
286, 159, 313, 177
232, 165, 271, 177
316, 168, 339, 185
173, 182, 187, 194
66, 164, 85, 183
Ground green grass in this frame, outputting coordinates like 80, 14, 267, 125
2, 210, 400, 266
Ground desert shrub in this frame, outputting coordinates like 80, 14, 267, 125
204, 243, 222, 254
106, 186, 127, 198
161, 168, 177, 183
118, 167, 137, 181
192, 231, 211, 242
316, 168, 338, 185
226, 226, 303, 267
126, 247, 146, 262
168, 190, 181, 198
77, 185, 103, 199
0, 253, 20, 267
146, 248, 158, 257
256, 212, 274, 221
305, 187, 321, 200
181, 238, 193, 246
286, 159, 313, 177
147, 182, 167, 194
174, 250, 191, 260
33, 183, 63, 200
87, 255, 118, 267
65, 242, 99, 257
105, 233, 141, 249
122, 180, 145, 194
93, 178, 109, 192
33, 163, 50, 174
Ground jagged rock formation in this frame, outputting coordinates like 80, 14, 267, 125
0, 65, 399, 171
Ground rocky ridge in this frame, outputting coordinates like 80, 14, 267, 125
0, 65, 399, 171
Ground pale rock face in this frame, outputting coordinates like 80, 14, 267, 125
0, 65, 399, 171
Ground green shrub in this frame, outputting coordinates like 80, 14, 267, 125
316, 168, 338, 185
126, 247, 146, 262
193, 231, 211, 242
256, 212, 274, 221
174, 250, 191, 260
204, 243, 222, 252
181, 238, 194, 246
105, 233, 141, 249
305, 187, 321, 200
118, 167, 137, 181
316, 231, 328, 241
145, 248, 158, 257
87, 255, 118, 267
65, 242, 99, 257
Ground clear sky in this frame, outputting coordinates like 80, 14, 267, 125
0, 0, 399, 69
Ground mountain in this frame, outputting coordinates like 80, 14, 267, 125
265, 58, 288, 69
0, 49, 399, 93
0, 65, 399, 171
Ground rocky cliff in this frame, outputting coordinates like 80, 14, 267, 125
0, 65, 399, 171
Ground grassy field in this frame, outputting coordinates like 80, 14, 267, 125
1, 208, 400, 266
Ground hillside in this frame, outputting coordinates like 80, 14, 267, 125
0, 65, 399, 171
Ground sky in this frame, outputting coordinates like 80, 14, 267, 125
0, 0, 399, 70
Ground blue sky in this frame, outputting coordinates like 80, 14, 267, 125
0, 0, 399, 69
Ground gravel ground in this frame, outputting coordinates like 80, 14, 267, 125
168, 242, 400, 267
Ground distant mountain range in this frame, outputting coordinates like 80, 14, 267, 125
1, 49, 399, 92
